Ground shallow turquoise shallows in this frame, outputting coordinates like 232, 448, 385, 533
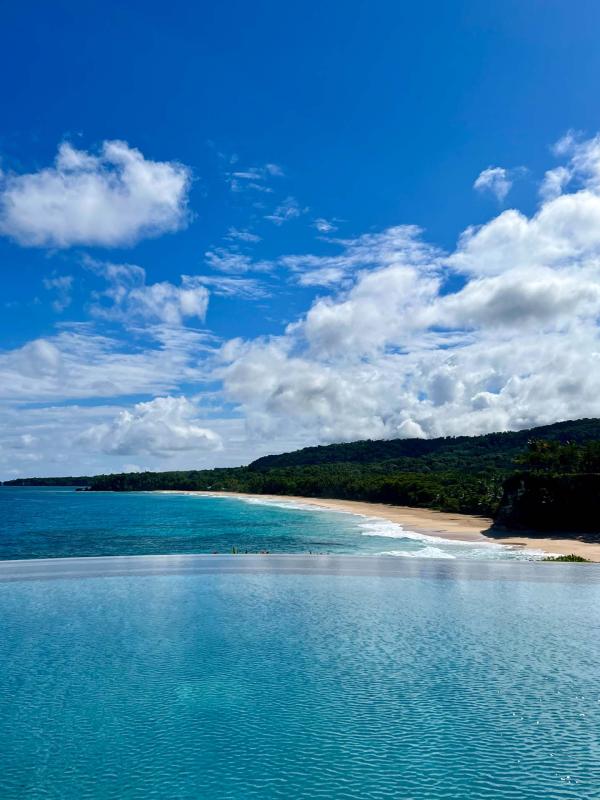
0, 556, 599, 799
0, 487, 537, 560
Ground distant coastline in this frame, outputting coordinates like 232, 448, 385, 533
159, 490, 600, 562
5, 418, 600, 556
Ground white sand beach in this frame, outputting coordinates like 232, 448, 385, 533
163, 491, 600, 562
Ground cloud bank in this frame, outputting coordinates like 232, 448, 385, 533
80, 396, 222, 456
218, 134, 600, 448
0, 140, 191, 248
3, 131, 600, 476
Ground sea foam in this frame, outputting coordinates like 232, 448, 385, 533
198, 493, 544, 560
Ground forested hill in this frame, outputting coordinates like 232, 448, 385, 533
249, 418, 600, 472
2, 476, 92, 487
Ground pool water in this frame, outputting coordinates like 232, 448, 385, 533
0, 556, 598, 799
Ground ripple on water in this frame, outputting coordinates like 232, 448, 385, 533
0, 567, 598, 799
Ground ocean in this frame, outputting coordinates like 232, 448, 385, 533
0, 486, 537, 561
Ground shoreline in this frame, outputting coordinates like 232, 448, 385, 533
164, 491, 600, 562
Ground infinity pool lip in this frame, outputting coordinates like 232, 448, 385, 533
0, 552, 598, 584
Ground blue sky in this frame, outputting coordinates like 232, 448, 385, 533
2, 1, 600, 477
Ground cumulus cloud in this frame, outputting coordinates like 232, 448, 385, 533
220, 325, 600, 447
473, 166, 512, 202
0, 140, 191, 248
217, 133, 600, 447
80, 396, 222, 456
449, 190, 600, 275
0, 402, 250, 479
297, 264, 440, 357
220, 339, 399, 443
432, 268, 600, 329
6, 129, 600, 475
88, 260, 209, 325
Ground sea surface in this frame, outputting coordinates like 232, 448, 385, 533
0, 486, 542, 560
0, 555, 598, 799
0, 486, 538, 561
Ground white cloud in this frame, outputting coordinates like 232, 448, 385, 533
553, 131, 600, 191
265, 196, 304, 225
449, 190, 600, 275
539, 166, 571, 201
226, 162, 283, 193
125, 278, 208, 325
204, 248, 255, 273
297, 264, 440, 357
0, 403, 251, 479
217, 134, 600, 447
220, 340, 397, 443
6, 129, 600, 476
225, 227, 261, 243
0, 140, 191, 248
313, 218, 339, 233
205, 225, 436, 287
473, 166, 512, 202
538, 132, 600, 201
296, 266, 347, 287
432, 268, 600, 329
0, 326, 213, 403
397, 419, 426, 438
80, 396, 222, 456
282, 225, 441, 286
88, 260, 209, 325
191, 275, 268, 299
204, 247, 271, 274
264, 163, 284, 177
6, 433, 38, 450
220, 325, 600, 448
43, 274, 73, 312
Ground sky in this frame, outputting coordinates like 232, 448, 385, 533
2, 0, 600, 478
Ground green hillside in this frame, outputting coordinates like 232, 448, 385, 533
2, 476, 92, 487
249, 418, 600, 471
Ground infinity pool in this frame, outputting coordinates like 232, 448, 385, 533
0, 556, 598, 799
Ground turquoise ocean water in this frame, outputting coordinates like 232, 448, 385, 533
0, 556, 598, 799
0, 486, 538, 561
